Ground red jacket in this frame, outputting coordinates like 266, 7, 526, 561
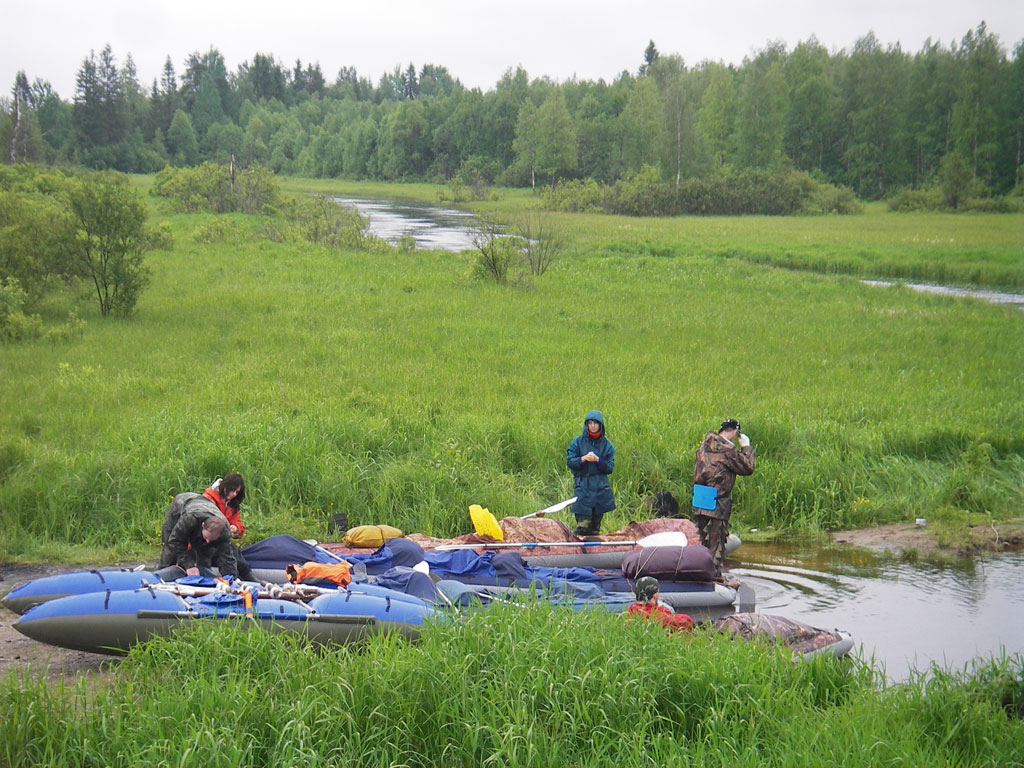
203, 487, 244, 538
626, 602, 694, 632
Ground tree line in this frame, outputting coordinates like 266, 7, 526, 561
1, 22, 1022, 201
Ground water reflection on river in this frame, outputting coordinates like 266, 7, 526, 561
728, 540, 1024, 681
334, 198, 478, 251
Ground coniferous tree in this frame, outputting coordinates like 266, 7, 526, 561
166, 108, 199, 165
9, 71, 34, 163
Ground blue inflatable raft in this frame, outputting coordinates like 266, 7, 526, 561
11, 579, 438, 655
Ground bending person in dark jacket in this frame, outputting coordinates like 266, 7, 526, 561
692, 418, 755, 575
566, 409, 616, 536
157, 492, 239, 581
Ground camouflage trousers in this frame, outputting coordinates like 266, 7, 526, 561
695, 513, 729, 575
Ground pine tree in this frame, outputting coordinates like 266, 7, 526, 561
9, 71, 33, 162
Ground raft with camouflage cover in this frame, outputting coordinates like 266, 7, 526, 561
323, 516, 741, 570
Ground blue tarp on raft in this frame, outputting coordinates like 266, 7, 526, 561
240, 534, 339, 569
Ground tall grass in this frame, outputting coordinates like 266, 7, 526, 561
0, 183, 1022, 561
1, 606, 1021, 767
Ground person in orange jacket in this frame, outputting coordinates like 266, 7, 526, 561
204, 474, 246, 540
626, 576, 694, 632
204, 474, 254, 581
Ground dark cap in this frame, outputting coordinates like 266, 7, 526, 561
720, 418, 741, 432
634, 576, 660, 602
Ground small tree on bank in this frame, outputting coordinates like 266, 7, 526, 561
515, 213, 565, 276
67, 172, 151, 316
471, 218, 520, 284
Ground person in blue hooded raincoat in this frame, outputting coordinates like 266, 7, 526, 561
566, 410, 616, 535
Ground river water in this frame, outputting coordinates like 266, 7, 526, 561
334, 198, 479, 251
728, 541, 1024, 681
863, 280, 1024, 310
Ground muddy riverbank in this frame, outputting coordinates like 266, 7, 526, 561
831, 519, 1024, 557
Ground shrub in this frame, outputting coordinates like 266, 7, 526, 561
514, 213, 566, 276
544, 167, 859, 217
472, 219, 522, 284
152, 163, 279, 214
283, 194, 375, 249
66, 171, 152, 317
542, 177, 604, 212
807, 182, 863, 215
0, 278, 42, 341
886, 188, 939, 212
193, 218, 241, 244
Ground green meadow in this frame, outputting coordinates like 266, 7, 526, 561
1, 179, 1022, 562
2, 607, 1022, 767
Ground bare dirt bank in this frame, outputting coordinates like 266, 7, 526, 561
831, 520, 1024, 557
0, 563, 123, 683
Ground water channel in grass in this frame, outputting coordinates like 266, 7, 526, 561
727, 539, 1024, 681
334, 198, 479, 251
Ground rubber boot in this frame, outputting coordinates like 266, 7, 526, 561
588, 514, 604, 536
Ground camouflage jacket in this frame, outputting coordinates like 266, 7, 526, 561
692, 432, 755, 519
158, 492, 237, 574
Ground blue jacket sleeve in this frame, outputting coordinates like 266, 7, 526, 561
566, 436, 584, 474
597, 441, 615, 474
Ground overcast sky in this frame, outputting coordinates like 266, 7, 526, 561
4, 1, 1023, 99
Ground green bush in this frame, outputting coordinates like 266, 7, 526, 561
0, 278, 43, 341
544, 167, 860, 217
192, 217, 241, 244
152, 163, 279, 214
281, 193, 377, 249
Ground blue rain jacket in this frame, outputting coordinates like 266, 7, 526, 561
566, 410, 616, 516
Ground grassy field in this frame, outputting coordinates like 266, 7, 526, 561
2, 606, 1022, 767
0, 179, 1022, 562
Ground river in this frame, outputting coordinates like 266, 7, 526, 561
728, 541, 1024, 681
863, 280, 1024, 310
334, 197, 479, 251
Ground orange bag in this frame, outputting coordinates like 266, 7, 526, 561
286, 561, 352, 587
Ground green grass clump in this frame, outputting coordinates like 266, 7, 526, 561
2, 606, 1022, 766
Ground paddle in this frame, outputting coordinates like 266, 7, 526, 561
518, 497, 578, 520
435, 531, 690, 551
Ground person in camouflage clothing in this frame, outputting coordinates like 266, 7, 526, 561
692, 418, 755, 575
157, 492, 240, 580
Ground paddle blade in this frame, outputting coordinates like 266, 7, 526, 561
637, 532, 690, 548
469, 504, 504, 541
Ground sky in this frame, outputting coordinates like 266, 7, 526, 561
3, 1, 1023, 99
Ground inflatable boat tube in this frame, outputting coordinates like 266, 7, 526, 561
14, 583, 438, 655
2, 569, 160, 615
